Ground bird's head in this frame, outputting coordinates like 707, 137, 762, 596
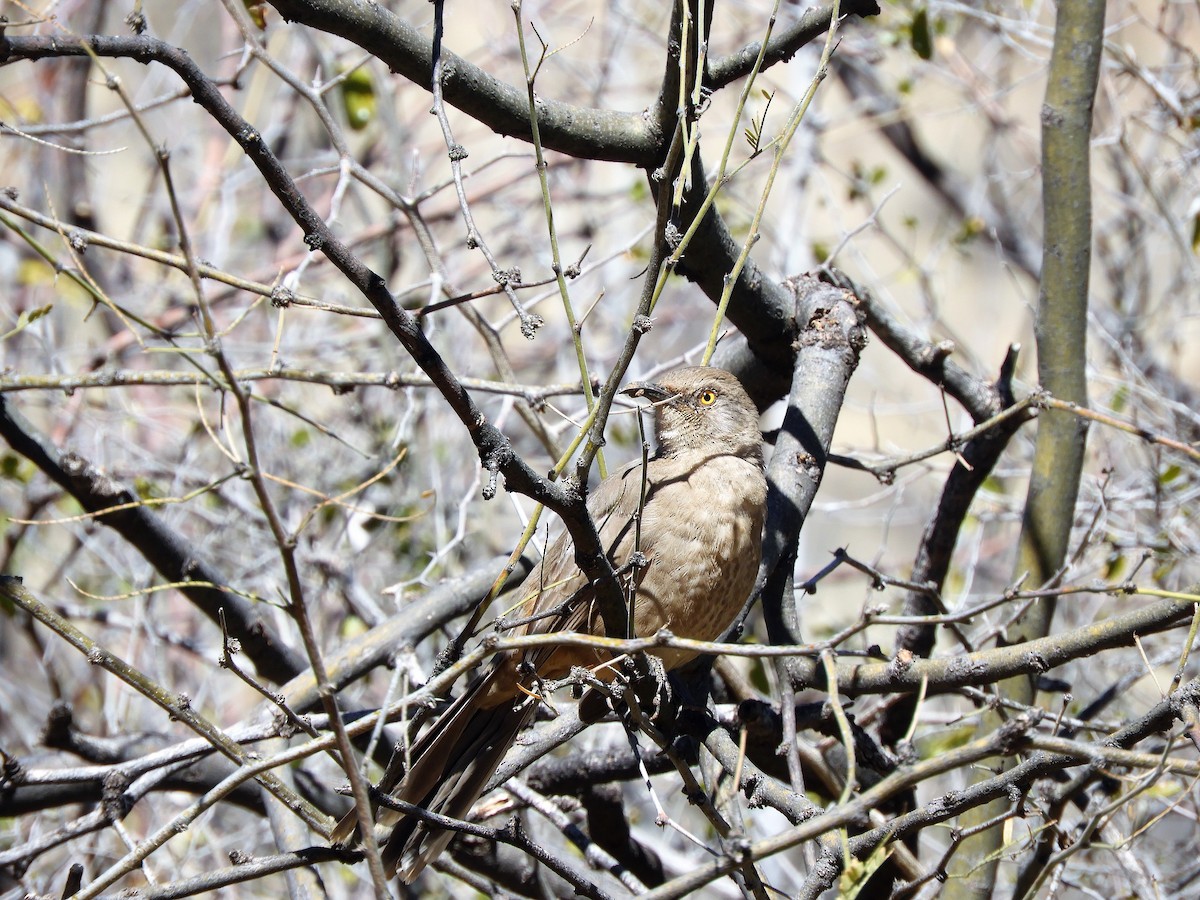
621, 366, 763, 466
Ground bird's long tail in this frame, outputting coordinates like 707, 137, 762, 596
332, 666, 535, 882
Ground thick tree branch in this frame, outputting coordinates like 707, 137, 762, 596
0, 577, 327, 835
796, 593, 1195, 696
734, 277, 867, 647
826, 271, 1006, 422
672, 151, 799, 375
952, 1, 1105, 890
0, 395, 307, 685
267, 0, 661, 165
706, 0, 880, 90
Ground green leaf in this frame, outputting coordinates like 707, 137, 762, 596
133, 477, 162, 500
243, 0, 268, 29
1158, 464, 1182, 485
339, 65, 377, 131
911, 7, 933, 60
915, 724, 976, 757
1, 453, 30, 482
0, 303, 53, 342
1153, 560, 1177, 582
840, 839, 893, 899
954, 216, 986, 245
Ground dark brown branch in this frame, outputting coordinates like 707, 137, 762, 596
825, 270, 1003, 421
525, 746, 674, 795
885, 349, 1028, 744
267, 0, 660, 166
671, 151, 800, 377
805, 594, 1197, 696
582, 783, 664, 887
705, 1, 881, 91
894, 349, 1024, 640
0, 395, 307, 685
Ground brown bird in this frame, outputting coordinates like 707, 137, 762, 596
332, 365, 767, 882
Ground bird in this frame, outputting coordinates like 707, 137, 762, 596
332, 365, 767, 882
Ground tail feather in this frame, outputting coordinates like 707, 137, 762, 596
332, 664, 534, 882
386, 699, 534, 880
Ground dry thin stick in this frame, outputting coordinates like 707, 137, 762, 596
506, 780, 649, 894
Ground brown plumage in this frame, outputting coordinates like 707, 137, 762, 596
332, 366, 767, 881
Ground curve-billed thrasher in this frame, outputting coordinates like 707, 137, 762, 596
333, 365, 767, 881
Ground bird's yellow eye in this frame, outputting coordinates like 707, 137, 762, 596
698, 389, 718, 406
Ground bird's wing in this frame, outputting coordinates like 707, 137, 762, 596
516, 460, 646, 627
